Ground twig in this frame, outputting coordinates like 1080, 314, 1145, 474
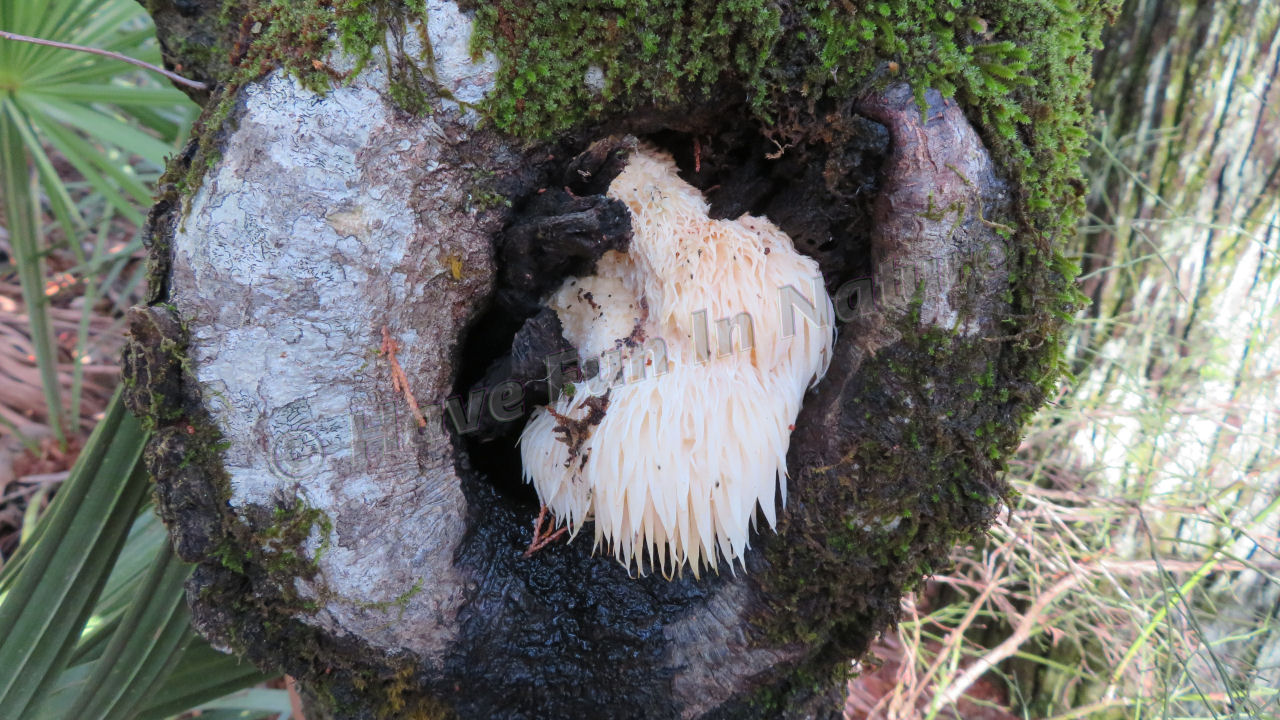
285, 675, 307, 720
896, 531, 1020, 715
0, 485, 52, 505
884, 598, 923, 719
928, 572, 1083, 715
523, 504, 567, 557
379, 326, 427, 428
15, 471, 70, 485
0, 29, 208, 90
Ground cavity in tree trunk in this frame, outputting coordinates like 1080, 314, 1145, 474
125, 1, 1116, 717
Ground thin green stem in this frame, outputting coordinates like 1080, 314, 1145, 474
0, 97, 68, 445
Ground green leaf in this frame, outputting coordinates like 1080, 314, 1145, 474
1, 0, 194, 452
23, 106, 150, 224
0, 393, 267, 719
29, 82, 191, 107
133, 644, 270, 720
57, 542, 191, 720
0, 393, 149, 717
30, 94, 175, 168
0, 99, 68, 442
8, 99, 86, 258
169, 688, 294, 720
67, 508, 169, 665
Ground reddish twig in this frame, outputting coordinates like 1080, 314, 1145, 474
285, 675, 307, 720
928, 572, 1083, 715
380, 326, 427, 428
523, 504, 568, 557
0, 29, 208, 90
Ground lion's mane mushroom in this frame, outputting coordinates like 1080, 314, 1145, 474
520, 146, 835, 576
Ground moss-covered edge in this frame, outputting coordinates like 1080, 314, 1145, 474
464, 0, 1116, 385
159, 0, 1116, 413
452, 0, 1119, 705
154, 0, 447, 200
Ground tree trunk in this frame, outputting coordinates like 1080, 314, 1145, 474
125, 1, 1114, 717
1008, 0, 1280, 714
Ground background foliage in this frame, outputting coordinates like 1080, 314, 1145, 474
0, 1, 290, 717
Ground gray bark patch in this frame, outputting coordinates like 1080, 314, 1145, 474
170, 63, 502, 658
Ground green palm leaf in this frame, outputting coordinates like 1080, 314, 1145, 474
1, 2, 272, 717
1, 0, 195, 443
0, 394, 273, 719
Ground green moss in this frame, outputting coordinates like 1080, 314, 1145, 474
741, 661, 851, 717
375, 664, 454, 719
756, 319, 1023, 655
354, 578, 424, 617
182, 0, 1113, 405
466, 0, 784, 137
219, 0, 343, 92
730, 9, 1118, 647
258, 499, 334, 575
127, 303, 327, 606
212, 0, 440, 113
134, 335, 412, 710
465, 166, 510, 212
210, 541, 246, 574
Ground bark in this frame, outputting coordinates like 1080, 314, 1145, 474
125, 1, 1084, 717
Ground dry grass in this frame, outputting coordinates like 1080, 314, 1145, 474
0, 238, 145, 565
845, 232, 1279, 719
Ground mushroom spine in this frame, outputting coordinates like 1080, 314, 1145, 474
520, 146, 835, 576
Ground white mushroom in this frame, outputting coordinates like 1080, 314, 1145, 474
520, 146, 834, 576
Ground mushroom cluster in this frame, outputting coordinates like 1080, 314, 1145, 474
521, 146, 834, 576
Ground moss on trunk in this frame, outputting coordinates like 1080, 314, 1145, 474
129, 1, 1120, 717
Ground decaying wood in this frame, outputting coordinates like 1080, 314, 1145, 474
127, 3, 1020, 717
